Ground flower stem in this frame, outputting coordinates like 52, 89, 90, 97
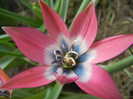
46, 82, 64, 99
105, 56, 133, 74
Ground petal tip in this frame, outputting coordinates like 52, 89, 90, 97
2, 27, 14, 31
2, 26, 7, 31
39, 0, 47, 7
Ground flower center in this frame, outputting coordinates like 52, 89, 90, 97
52, 50, 78, 69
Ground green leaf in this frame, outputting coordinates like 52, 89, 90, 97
59, 0, 69, 22
46, 82, 63, 99
0, 51, 24, 57
5, 58, 27, 69
20, 0, 32, 11
22, 90, 46, 99
61, 91, 100, 99
69, 0, 99, 31
43, 87, 52, 99
124, 69, 133, 81
49, 0, 54, 8
38, 23, 47, 33
32, 3, 43, 21
0, 49, 21, 69
105, 56, 133, 74
0, 34, 9, 39
54, 0, 61, 13
11, 89, 33, 99
0, 43, 15, 53
43, 0, 50, 6
0, 8, 42, 27
0, 40, 15, 46
0, 55, 15, 70
0, 34, 11, 41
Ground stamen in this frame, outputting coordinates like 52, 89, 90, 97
65, 51, 79, 59
68, 58, 76, 66
51, 60, 57, 64
62, 44, 67, 53
52, 45, 79, 69
56, 55, 62, 61
54, 50, 61, 55
71, 40, 78, 51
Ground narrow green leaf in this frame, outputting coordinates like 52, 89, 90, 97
20, 0, 32, 11
46, 82, 63, 99
69, 0, 99, 31
54, 0, 61, 13
12, 89, 33, 99
32, 3, 43, 21
0, 34, 9, 40
38, 23, 47, 33
0, 55, 15, 70
124, 69, 133, 81
61, 91, 100, 99
59, 0, 69, 22
0, 51, 24, 57
5, 58, 27, 69
129, 48, 133, 55
69, 0, 92, 31
0, 14, 17, 26
0, 34, 12, 42
105, 56, 133, 74
49, 0, 54, 8
43, 87, 52, 99
0, 49, 21, 69
22, 90, 46, 99
0, 43, 15, 53
0, 8, 42, 27
0, 40, 15, 46
95, 0, 99, 6
43, 0, 50, 6
22, 57, 39, 65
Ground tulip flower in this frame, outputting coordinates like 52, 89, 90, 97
0, 68, 11, 99
1, 0, 133, 98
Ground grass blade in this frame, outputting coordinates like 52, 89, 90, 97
0, 8, 42, 27
59, 0, 69, 22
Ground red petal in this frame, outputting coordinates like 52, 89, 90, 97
90, 34, 133, 63
0, 65, 55, 90
76, 65, 123, 99
75, 65, 123, 99
70, 1, 97, 55
39, 0, 70, 42
54, 67, 79, 85
2, 27, 58, 65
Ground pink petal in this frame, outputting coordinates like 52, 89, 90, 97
90, 34, 133, 63
54, 67, 79, 85
70, 1, 97, 55
2, 27, 58, 65
0, 65, 56, 90
0, 68, 9, 85
39, 0, 70, 42
75, 64, 123, 99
